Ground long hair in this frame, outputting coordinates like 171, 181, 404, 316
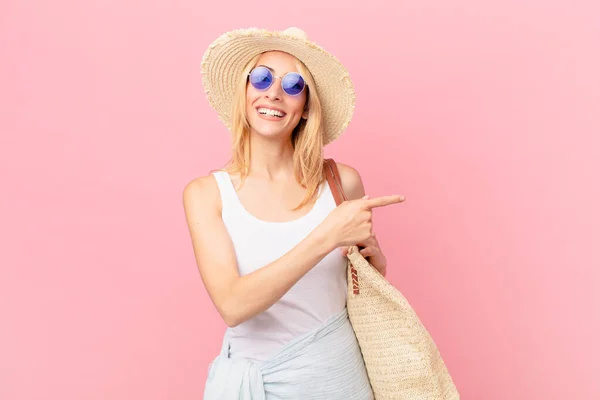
222, 53, 325, 211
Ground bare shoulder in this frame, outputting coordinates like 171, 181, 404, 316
182, 173, 221, 221
334, 162, 366, 201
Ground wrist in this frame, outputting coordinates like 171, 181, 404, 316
310, 225, 337, 255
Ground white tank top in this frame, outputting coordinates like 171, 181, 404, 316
211, 171, 347, 362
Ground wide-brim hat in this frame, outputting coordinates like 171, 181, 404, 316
200, 27, 356, 145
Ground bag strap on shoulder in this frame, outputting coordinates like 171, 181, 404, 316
323, 158, 346, 206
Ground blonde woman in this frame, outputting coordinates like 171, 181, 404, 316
183, 27, 404, 399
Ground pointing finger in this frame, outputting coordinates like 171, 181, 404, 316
364, 195, 405, 209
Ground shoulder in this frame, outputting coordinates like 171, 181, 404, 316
182, 173, 222, 217
334, 161, 366, 201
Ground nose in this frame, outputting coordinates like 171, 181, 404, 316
264, 78, 283, 101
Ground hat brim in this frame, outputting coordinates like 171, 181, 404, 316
201, 28, 356, 145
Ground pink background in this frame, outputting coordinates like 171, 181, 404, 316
1, 0, 599, 399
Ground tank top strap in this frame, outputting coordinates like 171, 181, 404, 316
317, 177, 337, 212
212, 171, 244, 216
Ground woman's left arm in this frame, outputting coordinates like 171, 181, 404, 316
335, 162, 388, 277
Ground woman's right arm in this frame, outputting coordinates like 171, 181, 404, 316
182, 174, 402, 328
182, 175, 338, 328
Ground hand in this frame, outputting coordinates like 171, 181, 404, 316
341, 234, 387, 276
318, 194, 405, 250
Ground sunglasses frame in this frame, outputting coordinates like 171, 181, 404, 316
248, 66, 307, 96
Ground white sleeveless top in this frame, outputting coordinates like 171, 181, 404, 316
211, 171, 347, 362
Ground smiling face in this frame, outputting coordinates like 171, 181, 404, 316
245, 51, 309, 143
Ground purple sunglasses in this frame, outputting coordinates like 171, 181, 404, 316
248, 66, 307, 96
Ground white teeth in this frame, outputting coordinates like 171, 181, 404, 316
258, 107, 285, 117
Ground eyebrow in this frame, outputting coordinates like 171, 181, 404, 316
256, 64, 275, 72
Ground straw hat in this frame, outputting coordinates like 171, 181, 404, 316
200, 27, 356, 145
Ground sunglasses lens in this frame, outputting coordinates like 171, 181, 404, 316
282, 73, 305, 96
249, 67, 273, 90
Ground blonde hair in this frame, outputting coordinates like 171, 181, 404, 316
222, 53, 325, 211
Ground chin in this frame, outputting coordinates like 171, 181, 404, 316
253, 127, 289, 141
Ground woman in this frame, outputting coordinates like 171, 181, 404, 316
183, 27, 404, 399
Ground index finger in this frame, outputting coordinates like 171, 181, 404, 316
364, 195, 405, 209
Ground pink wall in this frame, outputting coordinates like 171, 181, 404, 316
1, 1, 598, 399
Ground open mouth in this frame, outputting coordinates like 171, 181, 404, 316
257, 107, 286, 118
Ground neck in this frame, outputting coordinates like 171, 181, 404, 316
247, 132, 295, 180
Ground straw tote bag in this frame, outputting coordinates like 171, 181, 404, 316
323, 158, 460, 400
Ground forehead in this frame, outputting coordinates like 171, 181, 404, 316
255, 51, 301, 74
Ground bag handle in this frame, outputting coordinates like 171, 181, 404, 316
323, 158, 360, 295
323, 158, 347, 205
